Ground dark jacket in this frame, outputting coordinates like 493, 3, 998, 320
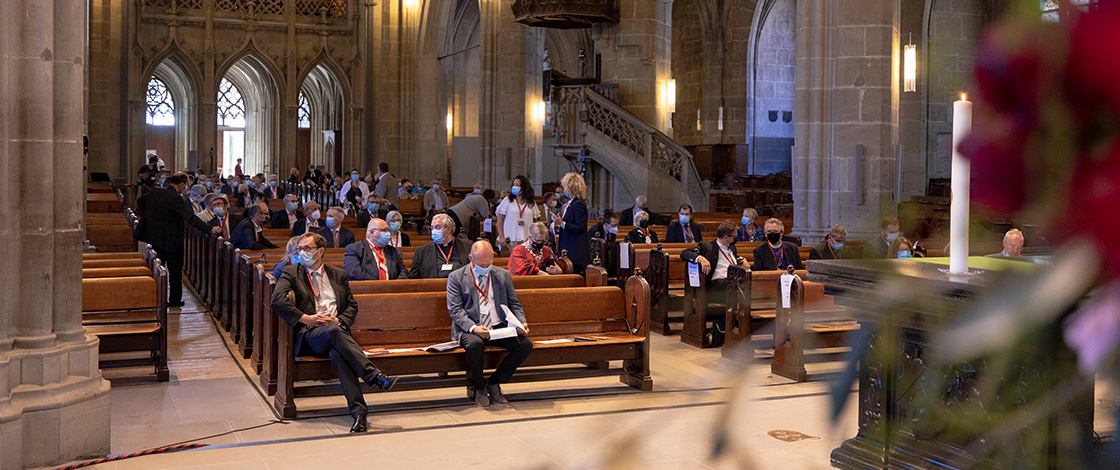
231, 218, 278, 250
291, 217, 323, 237
809, 240, 854, 260
343, 240, 408, 281
620, 206, 664, 226
271, 209, 304, 229
355, 206, 391, 229
665, 220, 703, 243
409, 238, 471, 279
626, 228, 659, 245
318, 226, 355, 249
557, 198, 589, 265
680, 241, 741, 282
270, 263, 358, 355
588, 221, 617, 242
751, 241, 803, 271
135, 186, 212, 252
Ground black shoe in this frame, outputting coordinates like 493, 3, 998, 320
474, 389, 491, 408
350, 415, 368, 433
168, 300, 185, 308
467, 384, 475, 400
373, 374, 398, 392
488, 384, 508, 405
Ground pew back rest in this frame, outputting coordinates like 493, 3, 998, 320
348, 274, 585, 295
82, 259, 148, 269
82, 267, 152, 278
82, 276, 157, 312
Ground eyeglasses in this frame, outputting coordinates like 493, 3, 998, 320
296, 246, 320, 253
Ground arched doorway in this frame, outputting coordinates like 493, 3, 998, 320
218, 55, 280, 176
443, 0, 481, 187
749, 0, 796, 174
145, 57, 197, 172
298, 63, 345, 176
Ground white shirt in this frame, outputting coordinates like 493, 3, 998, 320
337, 180, 369, 202
713, 241, 734, 281
305, 265, 338, 318
496, 198, 540, 243
472, 272, 501, 330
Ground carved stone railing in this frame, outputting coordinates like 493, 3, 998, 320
140, 0, 350, 25
553, 85, 709, 208
511, 0, 620, 29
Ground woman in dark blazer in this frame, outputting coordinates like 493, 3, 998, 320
625, 210, 659, 244
551, 172, 590, 274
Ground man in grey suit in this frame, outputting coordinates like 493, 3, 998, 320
343, 218, 408, 281
271, 232, 398, 433
447, 241, 533, 408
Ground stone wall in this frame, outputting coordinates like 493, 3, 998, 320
752, 0, 796, 174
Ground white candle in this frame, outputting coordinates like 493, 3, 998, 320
950, 93, 972, 274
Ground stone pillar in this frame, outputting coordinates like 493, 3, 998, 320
793, 0, 899, 242
0, 0, 113, 467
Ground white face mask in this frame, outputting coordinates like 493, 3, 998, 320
310, 210, 320, 221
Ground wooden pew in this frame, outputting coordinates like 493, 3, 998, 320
272, 278, 652, 418
81, 266, 170, 381
254, 266, 609, 395
83, 266, 152, 278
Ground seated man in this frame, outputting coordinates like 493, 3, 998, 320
987, 228, 1025, 257
809, 224, 853, 260
423, 178, 450, 216
272, 194, 304, 229
863, 216, 901, 258
291, 201, 322, 237
680, 220, 748, 342
343, 218, 407, 281
448, 241, 533, 408
619, 195, 664, 226
355, 194, 389, 229
588, 209, 620, 242
751, 218, 803, 271
665, 203, 703, 243
203, 194, 231, 239
318, 207, 356, 248
231, 202, 278, 250
271, 232, 398, 433
409, 213, 471, 279
262, 174, 284, 199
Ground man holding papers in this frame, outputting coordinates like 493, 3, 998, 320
447, 241, 533, 408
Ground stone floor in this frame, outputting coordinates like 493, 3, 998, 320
57, 282, 1118, 470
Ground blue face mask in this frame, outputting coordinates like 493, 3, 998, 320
897, 251, 912, 259
326, 217, 337, 228
741, 217, 751, 226
389, 222, 402, 231
205, 182, 212, 188
679, 215, 690, 225
563, 190, 570, 198
378, 231, 392, 245
230, 181, 239, 188
885, 232, 900, 242
831, 242, 844, 250
432, 230, 445, 244
270, 180, 277, 186
511, 186, 521, 196
369, 203, 379, 211
472, 263, 491, 277
351, 174, 359, 181
298, 250, 316, 266
607, 226, 618, 234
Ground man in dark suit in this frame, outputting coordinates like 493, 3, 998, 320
231, 202, 279, 250
410, 213, 471, 279
271, 232, 398, 433
619, 195, 664, 226
318, 207, 355, 248
290, 201, 322, 237
665, 204, 703, 243
448, 241, 533, 408
355, 194, 390, 229
343, 219, 407, 281
588, 209, 620, 242
204, 195, 232, 240
752, 218, 803, 271
680, 220, 748, 341
863, 216, 900, 259
303, 164, 323, 185
271, 194, 304, 229
809, 225, 854, 260
135, 173, 222, 307
262, 174, 284, 199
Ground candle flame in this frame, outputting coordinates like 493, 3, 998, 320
960, 92, 967, 101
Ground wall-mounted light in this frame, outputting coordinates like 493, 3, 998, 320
667, 79, 676, 113
403, 0, 419, 11
696, 108, 701, 131
537, 101, 547, 122
718, 106, 724, 131
446, 113, 453, 131
903, 33, 917, 93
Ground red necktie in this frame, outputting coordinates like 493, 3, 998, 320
334, 230, 340, 247
374, 246, 388, 280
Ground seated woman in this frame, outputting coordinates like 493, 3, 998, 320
509, 222, 562, 276
626, 210, 658, 244
385, 210, 411, 247
887, 237, 920, 259
272, 237, 300, 279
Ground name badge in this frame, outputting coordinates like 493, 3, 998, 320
517, 220, 525, 226
442, 263, 453, 271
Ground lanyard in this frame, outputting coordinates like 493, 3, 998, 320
770, 244, 786, 267
719, 244, 736, 266
516, 200, 528, 218
390, 232, 400, 247
827, 243, 842, 259
684, 223, 693, 242
435, 242, 452, 263
304, 268, 320, 300
471, 270, 489, 305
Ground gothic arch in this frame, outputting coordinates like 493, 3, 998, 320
147, 56, 198, 170
746, 0, 796, 174
215, 40, 287, 93
297, 58, 347, 171
219, 54, 281, 175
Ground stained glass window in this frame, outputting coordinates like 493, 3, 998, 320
1042, 0, 1094, 22
298, 92, 311, 128
543, 48, 551, 71
145, 77, 175, 126
217, 78, 246, 127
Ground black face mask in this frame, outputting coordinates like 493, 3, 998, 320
531, 241, 545, 251
639, 220, 649, 229
766, 232, 781, 244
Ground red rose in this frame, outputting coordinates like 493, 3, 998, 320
1061, 141, 1120, 274
1065, 0, 1120, 121
958, 120, 1027, 213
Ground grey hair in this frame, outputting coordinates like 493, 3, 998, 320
764, 218, 784, 231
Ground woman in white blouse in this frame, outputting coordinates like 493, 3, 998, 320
495, 175, 540, 247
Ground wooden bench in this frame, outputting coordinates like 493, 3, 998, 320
83, 266, 153, 278
255, 266, 610, 396
272, 278, 652, 418
81, 266, 169, 381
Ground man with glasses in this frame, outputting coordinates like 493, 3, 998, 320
272, 232, 398, 434
809, 225, 852, 260
343, 218, 408, 281
317, 207, 355, 248
409, 213, 471, 279
751, 218, 803, 271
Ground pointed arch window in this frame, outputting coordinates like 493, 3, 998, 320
217, 78, 246, 127
1042, 0, 1095, 21
146, 77, 176, 126
298, 92, 311, 128
543, 48, 552, 71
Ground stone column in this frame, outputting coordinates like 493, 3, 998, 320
0, 0, 113, 467
793, 0, 899, 242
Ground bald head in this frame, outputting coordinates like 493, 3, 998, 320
469, 240, 494, 268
